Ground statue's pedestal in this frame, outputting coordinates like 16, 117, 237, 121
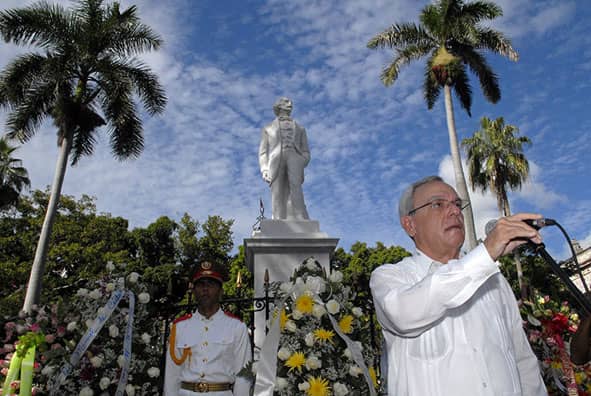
244, 219, 339, 352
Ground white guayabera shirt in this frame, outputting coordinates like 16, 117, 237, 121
370, 244, 547, 396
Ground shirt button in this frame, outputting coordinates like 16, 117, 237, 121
200, 373, 205, 378
203, 358, 208, 363
203, 342, 208, 347
482, 382, 487, 388
204, 326, 208, 331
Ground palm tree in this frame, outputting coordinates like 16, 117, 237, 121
367, 0, 518, 250
0, 0, 167, 312
462, 116, 531, 297
462, 116, 531, 216
0, 136, 31, 209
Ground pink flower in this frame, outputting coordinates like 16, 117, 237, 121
56, 326, 66, 337
45, 334, 55, 343
3, 344, 14, 352
51, 343, 63, 350
29, 323, 41, 332
1, 367, 8, 376
4, 322, 16, 330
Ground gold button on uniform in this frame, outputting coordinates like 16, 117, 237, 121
203, 341, 208, 347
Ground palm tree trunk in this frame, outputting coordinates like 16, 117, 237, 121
22, 135, 72, 312
502, 196, 527, 299
443, 85, 478, 250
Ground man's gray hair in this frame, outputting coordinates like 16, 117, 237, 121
398, 175, 444, 220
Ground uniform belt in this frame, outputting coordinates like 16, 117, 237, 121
180, 381, 233, 393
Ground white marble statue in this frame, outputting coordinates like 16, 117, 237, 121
259, 97, 310, 220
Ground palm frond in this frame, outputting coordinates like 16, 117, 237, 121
476, 28, 518, 61
5, 81, 56, 143
379, 43, 434, 86
0, 2, 72, 49
459, 1, 502, 24
367, 23, 431, 49
451, 64, 472, 116
461, 48, 500, 103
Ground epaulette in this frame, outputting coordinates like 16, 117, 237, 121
224, 311, 242, 321
173, 313, 192, 324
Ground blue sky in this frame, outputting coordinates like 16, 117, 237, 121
0, 0, 589, 261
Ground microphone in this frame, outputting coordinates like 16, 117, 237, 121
485, 218, 556, 236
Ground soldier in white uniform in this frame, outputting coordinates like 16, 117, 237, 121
164, 262, 252, 395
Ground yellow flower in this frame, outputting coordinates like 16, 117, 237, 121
369, 366, 378, 388
550, 360, 562, 370
537, 297, 545, 305
280, 309, 289, 330
338, 315, 354, 334
575, 371, 586, 384
295, 293, 315, 314
285, 351, 306, 373
313, 328, 335, 344
307, 376, 331, 396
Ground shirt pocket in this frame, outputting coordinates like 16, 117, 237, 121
407, 323, 452, 361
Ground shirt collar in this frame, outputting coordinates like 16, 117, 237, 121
194, 308, 222, 321
414, 248, 444, 276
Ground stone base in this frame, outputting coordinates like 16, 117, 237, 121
243, 219, 339, 352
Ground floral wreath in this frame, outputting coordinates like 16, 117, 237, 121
255, 257, 380, 396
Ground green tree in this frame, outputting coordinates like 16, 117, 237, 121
462, 116, 531, 216
462, 116, 531, 297
0, 190, 136, 316
367, 0, 518, 250
0, 137, 30, 209
0, 0, 167, 311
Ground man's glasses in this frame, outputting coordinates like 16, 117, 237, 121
408, 198, 470, 216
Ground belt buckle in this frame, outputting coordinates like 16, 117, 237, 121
197, 382, 208, 392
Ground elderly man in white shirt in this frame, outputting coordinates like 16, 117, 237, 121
370, 175, 547, 396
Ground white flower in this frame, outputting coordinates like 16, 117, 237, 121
354, 341, 363, 352
128, 272, 140, 284
305, 276, 326, 294
352, 307, 363, 317
125, 384, 135, 396
334, 382, 349, 396
279, 281, 293, 294
304, 257, 317, 270
99, 377, 110, 390
79, 386, 94, 396
90, 355, 104, 368
298, 381, 310, 391
105, 283, 115, 292
312, 304, 326, 319
326, 299, 340, 314
343, 348, 352, 360
117, 355, 127, 368
85, 319, 94, 329
304, 332, 315, 347
291, 309, 303, 320
305, 355, 322, 370
117, 277, 125, 287
138, 292, 150, 304
284, 320, 297, 333
141, 332, 152, 344
106, 261, 115, 271
89, 289, 102, 300
41, 365, 55, 376
349, 365, 363, 377
109, 325, 119, 338
76, 288, 89, 297
16, 324, 27, 334
329, 270, 343, 283
276, 377, 288, 390
277, 347, 291, 361
147, 367, 160, 378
